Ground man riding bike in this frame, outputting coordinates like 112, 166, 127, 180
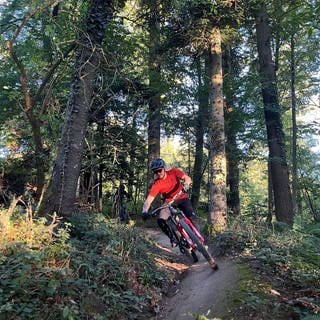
141, 158, 197, 247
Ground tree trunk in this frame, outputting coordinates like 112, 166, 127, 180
147, 0, 161, 175
224, 46, 240, 216
98, 163, 103, 211
290, 34, 298, 214
208, 27, 227, 232
25, 110, 46, 197
267, 158, 274, 224
40, 0, 113, 216
255, 1, 294, 227
225, 106, 240, 216
191, 54, 209, 209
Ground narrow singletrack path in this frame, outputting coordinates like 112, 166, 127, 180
145, 228, 239, 320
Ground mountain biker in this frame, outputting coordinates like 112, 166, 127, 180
141, 158, 196, 246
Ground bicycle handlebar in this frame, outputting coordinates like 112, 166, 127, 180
150, 190, 185, 216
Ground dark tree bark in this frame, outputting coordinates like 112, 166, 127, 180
41, 0, 115, 216
267, 158, 274, 224
290, 34, 298, 214
147, 0, 161, 172
255, 1, 294, 227
208, 27, 227, 232
224, 46, 240, 216
225, 106, 240, 216
191, 54, 209, 209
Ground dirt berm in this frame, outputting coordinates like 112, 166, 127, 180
145, 228, 239, 320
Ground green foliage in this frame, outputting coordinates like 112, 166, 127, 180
239, 157, 269, 218
214, 218, 320, 318
0, 210, 167, 319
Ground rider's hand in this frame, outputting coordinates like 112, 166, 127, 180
141, 211, 151, 220
182, 184, 190, 192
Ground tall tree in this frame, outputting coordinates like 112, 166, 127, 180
191, 54, 209, 209
254, 1, 294, 227
290, 34, 298, 214
147, 0, 161, 171
224, 46, 241, 216
208, 26, 227, 231
41, 0, 124, 216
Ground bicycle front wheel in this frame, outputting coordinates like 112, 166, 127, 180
180, 220, 218, 270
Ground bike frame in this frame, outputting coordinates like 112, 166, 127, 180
168, 207, 205, 250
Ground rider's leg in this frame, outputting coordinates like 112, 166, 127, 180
157, 218, 171, 238
157, 218, 177, 246
158, 207, 178, 246
176, 198, 200, 231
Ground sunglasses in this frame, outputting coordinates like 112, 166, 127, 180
153, 168, 163, 174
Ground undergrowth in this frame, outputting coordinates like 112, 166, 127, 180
2, 204, 319, 320
214, 217, 320, 320
0, 208, 166, 320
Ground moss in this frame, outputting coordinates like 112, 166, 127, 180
223, 263, 280, 320
228, 263, 254, 307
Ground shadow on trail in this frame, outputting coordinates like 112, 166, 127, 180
145, 228, 239, 320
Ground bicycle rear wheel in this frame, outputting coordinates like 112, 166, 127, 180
180, 220, 218, 270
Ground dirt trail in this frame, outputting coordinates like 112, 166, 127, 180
145, 228, 239, 320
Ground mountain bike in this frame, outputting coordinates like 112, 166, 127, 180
150, 192, 218, 271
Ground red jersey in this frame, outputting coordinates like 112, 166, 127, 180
149, 168, 188, 203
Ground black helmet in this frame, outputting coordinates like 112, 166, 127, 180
150, 158, 165, 171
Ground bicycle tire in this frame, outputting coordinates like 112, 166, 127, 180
180, 220, 218, 270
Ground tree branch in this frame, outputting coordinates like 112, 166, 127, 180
33, 42, 77, 107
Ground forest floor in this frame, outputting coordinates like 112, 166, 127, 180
144, 228, 239, 320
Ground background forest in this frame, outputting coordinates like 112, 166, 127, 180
0, 0, 319, 319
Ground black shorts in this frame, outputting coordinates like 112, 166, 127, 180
174, 198, 194, 218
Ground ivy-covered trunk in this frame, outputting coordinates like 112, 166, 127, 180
40, 0, 114, 216
255, 2, 294, 227
208, 27, 227, 232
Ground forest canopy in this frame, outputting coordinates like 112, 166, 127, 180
0, 0, 319, 225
